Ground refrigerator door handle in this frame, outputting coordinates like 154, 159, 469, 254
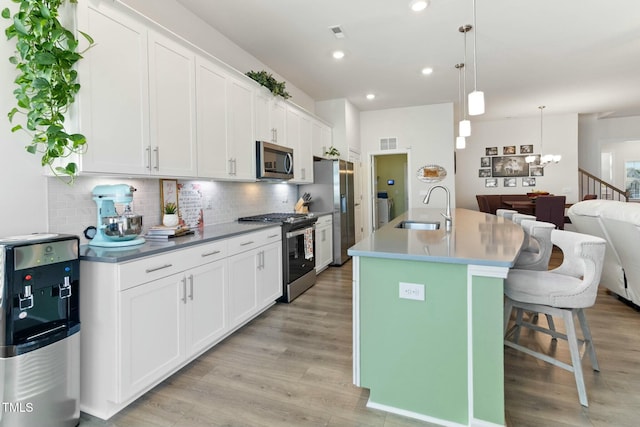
340, 194, 347, 213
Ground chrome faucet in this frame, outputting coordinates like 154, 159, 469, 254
423, 185, 452, 231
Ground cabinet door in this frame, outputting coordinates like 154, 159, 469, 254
254, 87, 272, 142
270, 99, 287, 146
312, 120, 324, 158
257, 242, 283, 307
293, 113, 313, 183
227, 249, 258, 328
227, 77, 256, 180
76, 5, 149, 174
196, 56, 228, 178
120, 274, 185, 401
148, 31, 197, 177
185, 260, 228, 356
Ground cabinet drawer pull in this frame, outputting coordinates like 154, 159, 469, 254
181, 277, 187, 304
201, 250, 221, 257
240, 241, 255, 246
145, 263, 173, 273
267, 234, 279, 239
153, 147, 160, 170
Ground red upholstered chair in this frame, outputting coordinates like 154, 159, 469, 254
535, 195, 566, 230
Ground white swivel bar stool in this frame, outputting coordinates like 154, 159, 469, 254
504, 230, 606, 407
496, 209, 518, 221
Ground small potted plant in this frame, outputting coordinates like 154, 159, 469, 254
163, 202, 179, 227
324, 146, 340, 158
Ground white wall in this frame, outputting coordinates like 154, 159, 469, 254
360, 103, 455, 234
455, 114, 579, 210
578, 113, 640, 177
0, 11, 49, 237
118, 0, 315, 112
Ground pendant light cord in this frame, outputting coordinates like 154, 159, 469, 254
472, 0, 478, 91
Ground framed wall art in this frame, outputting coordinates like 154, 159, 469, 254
485, 178, 498, 188
504, 177, 517, 187
485, 147, 498, 156
522, 177, 536, 187
530, 166, 544, 177
503, 146, 516, 155
160, 179, 178, 215
480, 156, 491, 167
520, 144, 533, 154
479, 169, 492, 177
491, 155, 530, 177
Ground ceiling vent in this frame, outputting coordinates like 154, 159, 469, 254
380, 137, 397, 150
329, 25, 345, 39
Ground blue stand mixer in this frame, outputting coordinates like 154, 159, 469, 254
90, 184, 145, 247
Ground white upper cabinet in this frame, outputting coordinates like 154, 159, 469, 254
254, 87, 287, 146
148, 31, 197, 177
196, 57, 255, 181
226, 76, 256, 180
74, 2, 330, 181
76, 5, 150, 174
288, 105, 313, 183
195, 56, 228, 178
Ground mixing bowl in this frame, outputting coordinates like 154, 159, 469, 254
101, 215, 143, 241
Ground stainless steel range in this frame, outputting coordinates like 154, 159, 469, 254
238, 213, 318, 302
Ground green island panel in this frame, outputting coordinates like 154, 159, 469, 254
359, 256, 469, 424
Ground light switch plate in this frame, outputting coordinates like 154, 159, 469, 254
399, 282, 425, 301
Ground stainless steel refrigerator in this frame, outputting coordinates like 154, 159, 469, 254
299, 159, 355, 265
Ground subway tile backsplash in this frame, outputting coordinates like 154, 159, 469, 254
47, 177, 297, 244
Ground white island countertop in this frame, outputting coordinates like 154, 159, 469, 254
348, 208, 524, 267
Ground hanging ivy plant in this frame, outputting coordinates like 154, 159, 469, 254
2, 0, 93, 183
246, 70, 291, 99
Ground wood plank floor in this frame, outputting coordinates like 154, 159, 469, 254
81, 254, 640, 427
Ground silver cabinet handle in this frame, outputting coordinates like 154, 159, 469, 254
240, 241, 255, 246
233, 158, 237, 175
146, 146, 151, 169
145, 263, 173, 273
153, 147, 160, 170
201, 250, 221, 257
267, 234, 279, 239
228, 158, 233, 175
188, 274, 194, 300
322, 229, 326, 241
181, 277, 187, 304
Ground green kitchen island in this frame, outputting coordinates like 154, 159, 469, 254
348, 208, 524, 427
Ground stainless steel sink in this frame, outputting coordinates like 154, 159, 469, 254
395, 220, 441, 230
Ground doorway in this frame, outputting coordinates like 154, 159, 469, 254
371, 153, 408, 230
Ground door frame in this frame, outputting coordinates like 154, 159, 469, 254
369, 150, 411, 233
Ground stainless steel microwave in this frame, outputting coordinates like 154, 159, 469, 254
256, 141, 294, 180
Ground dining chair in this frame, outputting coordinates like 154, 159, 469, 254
504, 229, 606, 407
535, 195, 566, 229
496, 209, 518, 221
476, 195, 491, 213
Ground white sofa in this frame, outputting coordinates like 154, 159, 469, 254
568, 200, 640, 306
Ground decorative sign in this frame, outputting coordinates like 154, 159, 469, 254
417, 164, 447, 183
177, 183, 204, 228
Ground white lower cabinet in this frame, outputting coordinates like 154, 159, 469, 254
120, 271, 185, 401
80, 228, 280, 420
316, 214, 333, 273
228, 234, 282, 328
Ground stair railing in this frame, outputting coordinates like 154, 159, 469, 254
579, 168, 629, 201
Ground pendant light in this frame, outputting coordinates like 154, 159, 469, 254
526, 106, 561, 166
455, 63, 466, 149
458, 25, 471, 137
468, 0, 485, 115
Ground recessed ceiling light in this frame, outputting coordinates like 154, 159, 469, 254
421, 67, 434, 75
366, 93, 376, 100
410, 0, 429, 12
332, 50, 345, 59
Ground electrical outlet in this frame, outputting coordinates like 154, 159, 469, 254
399, 282, 425, 301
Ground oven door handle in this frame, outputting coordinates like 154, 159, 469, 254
285, 226, 315, 239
